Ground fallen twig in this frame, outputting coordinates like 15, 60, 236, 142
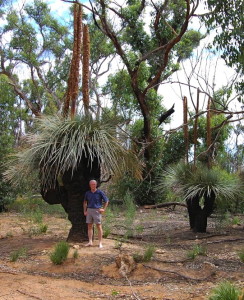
142, 264, 214, 281
206, 238, 244, 244
17, 289, 44, 300
143, 202, 187, 209
125, 274, 141, 300
0, 271, 18, 275
153, 258, 191, 264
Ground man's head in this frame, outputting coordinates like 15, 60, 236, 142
89, 180, 97, 192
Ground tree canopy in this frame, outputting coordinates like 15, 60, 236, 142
0, 0, 243, 206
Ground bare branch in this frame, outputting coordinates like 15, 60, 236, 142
143, 0, 193, 95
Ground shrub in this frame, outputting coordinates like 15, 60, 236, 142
10, 247, 27, 262
103, 207, 114, 238
29, 209, 43, 224
231, 216, 242, 225
143, 244, 155, 262
50, 241, 70, 265
28, 223, 48, 236
208, 281, 242, 300
73, 249, 79, 259
187, 244, 207, 259
9, 195, 66, 217
123, 191, 137, 238
238, 248, 244, 263
133, 244, 155, 263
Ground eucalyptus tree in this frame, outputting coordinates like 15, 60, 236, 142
203, 0, 244, 77
0, 0, 116, 118
77, 0, 204, 204
0, 75, 27, 211
0, 0, 72, 115
87, 0, 203, 157
196, 0, 243, 101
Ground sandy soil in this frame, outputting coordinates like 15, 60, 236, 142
0, 208, 243, 300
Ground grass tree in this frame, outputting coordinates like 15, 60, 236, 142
4, 3, 142, 242
5, 115, 142, 241
158, 162, 243, 232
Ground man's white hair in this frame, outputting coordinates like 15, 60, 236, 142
89, 179, 97, 184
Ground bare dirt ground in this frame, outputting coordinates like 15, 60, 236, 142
0, 207, 243, 300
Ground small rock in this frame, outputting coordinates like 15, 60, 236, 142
73, 244, 80, 249
232, 224, 241, 229
155, 249, 165, 254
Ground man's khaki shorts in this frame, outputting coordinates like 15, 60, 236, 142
86, 208, 102, 224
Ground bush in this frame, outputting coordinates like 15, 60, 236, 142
50, 241, 70, 265
208, 281, 242, 300
28, 223, 48, 236
9, 195, 66, 217
103, 207, 115, 238
187, 244, 207, 259
133, 244, 155, 263
73, 249, 79, 259
10, 247, 27, 262
143, 244, 156, 262
238, 248, 244, 263
123, 191, 136, 238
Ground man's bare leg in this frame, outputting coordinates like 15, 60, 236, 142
97, 224, 103, 248
85, 223, 93, 246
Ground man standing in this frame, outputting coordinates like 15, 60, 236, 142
83, 180, 109, 248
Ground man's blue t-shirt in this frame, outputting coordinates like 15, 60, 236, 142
84, 189, 109, 209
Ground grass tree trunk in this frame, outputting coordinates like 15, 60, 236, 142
41, 155, 101, 242
206, 97, 213, 168
193, 89, 200, 166
186, 193, 215, 233
183, 96, 189, 164
63, 156, 100, 242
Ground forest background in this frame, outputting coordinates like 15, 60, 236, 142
0, 0, 243, 234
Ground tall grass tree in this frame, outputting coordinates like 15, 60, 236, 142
4, 2, 142, 242
4, 115, 142, 241
158, 162, 243, 232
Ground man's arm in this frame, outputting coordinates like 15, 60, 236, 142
99, 190, 109, 213
103, 200, 109, 211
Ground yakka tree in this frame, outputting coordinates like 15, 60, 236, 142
3, 1, 141, 241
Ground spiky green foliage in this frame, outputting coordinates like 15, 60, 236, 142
10, 247, 27, 262
158, 162, 243, 202
4, 115, 142, 189
133, 244, 155, 263
208, 281, 242, 300
50, 241, 69, 265
238, 248, 244, 263
187, 244, 207, 259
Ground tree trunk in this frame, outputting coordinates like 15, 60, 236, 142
186, 193, 215, 233
194, 208, 208, 233
65, 189, 87, 242
186, 197, 201, 231
41, 155, 101, 242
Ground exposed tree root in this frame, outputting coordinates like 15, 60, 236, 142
153, 258, 191, 264
17, 289, 44, 300
206, 238, 244, 244
142, 264, 215, 281
0, 271, 18, 275
143, 202, 187, 209
125, 274, 142, 300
